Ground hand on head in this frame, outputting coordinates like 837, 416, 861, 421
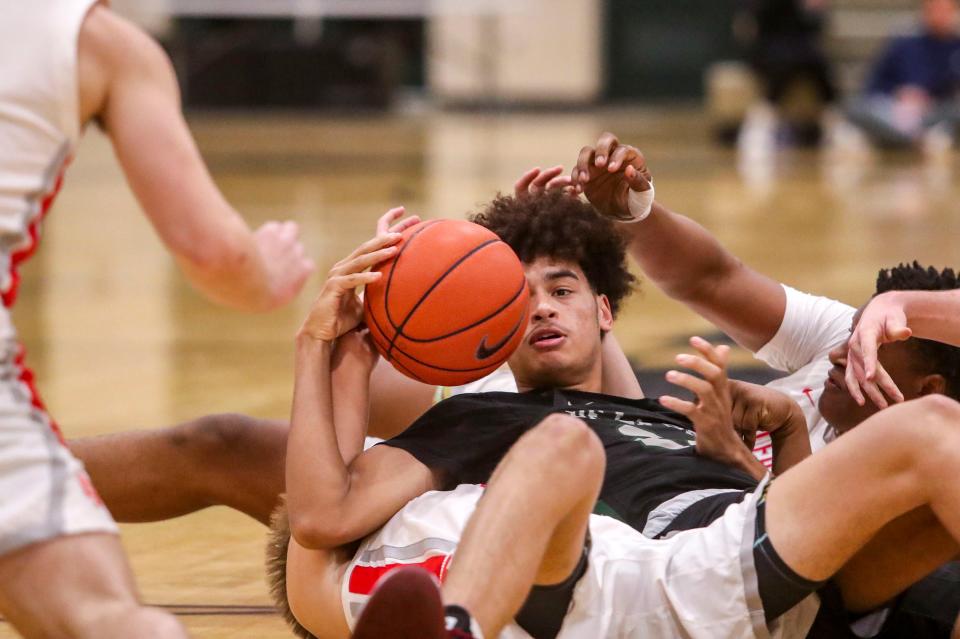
844, 293, 911, 409
571, 132, 653, 221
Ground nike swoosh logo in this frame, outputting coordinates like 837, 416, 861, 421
475, 318, 523, 360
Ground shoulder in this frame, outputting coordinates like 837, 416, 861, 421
78, 5, 174, 123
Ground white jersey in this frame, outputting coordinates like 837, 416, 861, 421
0, 0, 116, 556
342, 483, 819, 639
0, 0, 96, 324
751, 285, 855, 457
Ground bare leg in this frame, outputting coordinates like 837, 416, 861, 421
442, 413, 605, 637
70, 414, 287, 525
765, 395, 960, 609
0, 533, 186, 638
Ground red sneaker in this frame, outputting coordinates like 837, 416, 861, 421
352, 567, 445, 639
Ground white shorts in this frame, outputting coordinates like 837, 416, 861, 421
342, 483, 819, 639
0, 350, 116, 557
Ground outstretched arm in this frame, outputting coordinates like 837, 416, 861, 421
572, 133, 785, 352
78, 6, 313, 311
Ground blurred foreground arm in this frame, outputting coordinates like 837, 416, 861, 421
78, 6, 313, 311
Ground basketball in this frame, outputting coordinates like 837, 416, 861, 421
364, 219, 530, 386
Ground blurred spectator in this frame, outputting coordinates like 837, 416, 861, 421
736, 0, 838, 149
847, 0, 960, 153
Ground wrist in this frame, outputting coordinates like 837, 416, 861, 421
622, 181, 655, 223
296, 331, 334, 350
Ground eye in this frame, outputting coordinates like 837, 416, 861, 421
554, 288, 572, 297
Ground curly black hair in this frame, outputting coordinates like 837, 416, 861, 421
469, 192, 636, 316
875, 262, 960, 398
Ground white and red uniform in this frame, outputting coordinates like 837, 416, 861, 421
0, 0, 116, 557
341, 483, 819, 639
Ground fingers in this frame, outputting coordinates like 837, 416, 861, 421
332, 243, 399, 277
327, 271, 383, 292
514, 168, 541, 199
388, 215, 421, 235
607, 144, 636, 173
376, 207, 406, 236
624, 164, 652, 191
545, 174, 574, 191
339, 232, 402, 266
573, 145, 597, 185
665, 369, 714, 399
594, 132, 620, 167
872, 361, 905, 404
843, 356, 868, 407
689, 336, 730, 370
660, 394, 696, 416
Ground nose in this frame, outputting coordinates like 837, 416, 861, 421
828, 342, 847, 367
530, 295, 558, 322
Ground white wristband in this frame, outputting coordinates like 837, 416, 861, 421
623, 181, 655, 223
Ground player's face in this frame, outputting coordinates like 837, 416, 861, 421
508, 258, 613, 391
818, 305, 932, 434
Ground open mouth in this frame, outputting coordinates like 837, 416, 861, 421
528, 328, 566, 350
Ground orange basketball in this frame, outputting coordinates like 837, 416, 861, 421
364, 219, 530, 386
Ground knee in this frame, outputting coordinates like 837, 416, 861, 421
526, 413, 605, 476
915, 395, 960, 442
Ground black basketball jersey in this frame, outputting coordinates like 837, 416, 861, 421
381, 388, 758, 533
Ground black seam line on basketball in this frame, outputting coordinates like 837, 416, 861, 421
392, 275, 527, 344
365, 295, 428, 382
386, 238, 502, 360
384, 314, 524, 373
383, 220, 441, 332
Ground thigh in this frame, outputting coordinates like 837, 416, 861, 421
0, 532, 137, 638
764, 398, 958, 585
837, 507, 958, 612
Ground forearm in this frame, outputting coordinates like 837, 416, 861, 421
286, 336, 353, 536
620, 202, 734, 300
619, 203, 784, 352
896, 290, 960, 347
173, 223, 274, 312
330, 344, 376, 463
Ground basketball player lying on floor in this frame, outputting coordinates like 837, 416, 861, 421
269, 332, 807, 639
274, 194, 960, 639
570, 132, 960, 638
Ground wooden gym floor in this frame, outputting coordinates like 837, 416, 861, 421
1, 108, 957, 637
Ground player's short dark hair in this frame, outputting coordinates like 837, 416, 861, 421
265, 497, 317, 639
875, 262, 960, 398
470, 192, 636, 316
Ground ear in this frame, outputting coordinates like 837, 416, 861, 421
597, 294, 614, 332
918, 374, 947, 397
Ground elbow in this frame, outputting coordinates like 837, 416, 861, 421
288, 511, 356, 550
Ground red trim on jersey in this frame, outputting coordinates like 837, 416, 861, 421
14, 344, 66, 446
349, 555, 449, 596
3, 157, 70, 307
